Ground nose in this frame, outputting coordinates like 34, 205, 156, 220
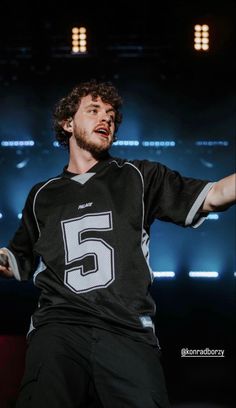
100, 111, 112, 125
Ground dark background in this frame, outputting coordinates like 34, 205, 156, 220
0, 1, 235, 406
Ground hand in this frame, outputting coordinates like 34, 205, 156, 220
0, 253, 8, 267
0, 251, 14, 278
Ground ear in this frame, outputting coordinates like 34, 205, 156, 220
62, 118, 73, 133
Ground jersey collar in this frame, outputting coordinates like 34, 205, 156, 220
62, 153, 113, 179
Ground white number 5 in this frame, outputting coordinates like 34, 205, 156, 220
61, 212, 115, 293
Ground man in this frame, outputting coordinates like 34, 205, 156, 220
0, 80, 235, 408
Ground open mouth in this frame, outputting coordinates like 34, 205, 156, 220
94, 127, 110, 138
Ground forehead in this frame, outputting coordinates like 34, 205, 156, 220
79, 94, 114, 110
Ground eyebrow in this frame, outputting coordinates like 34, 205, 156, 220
86, 103, 115, 114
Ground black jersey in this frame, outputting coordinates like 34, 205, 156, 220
6, 155, 213, 346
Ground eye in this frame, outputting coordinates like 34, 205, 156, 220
88, 108, 98, 114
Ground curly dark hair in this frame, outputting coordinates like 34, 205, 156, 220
53, 79, 123, 147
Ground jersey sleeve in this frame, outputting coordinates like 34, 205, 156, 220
132, 160, 214, 228
5, 184, 41, 281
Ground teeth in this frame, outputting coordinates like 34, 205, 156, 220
97, 129, 107, 134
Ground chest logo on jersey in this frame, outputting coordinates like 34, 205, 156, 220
78, 202, 93, 210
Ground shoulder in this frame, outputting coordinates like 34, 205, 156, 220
109, 157, 163, 170
109, 157, 167, 178
27, 175, 63, 202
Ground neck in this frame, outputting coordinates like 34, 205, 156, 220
68, 152, 97, 175
67, 136, 105, 174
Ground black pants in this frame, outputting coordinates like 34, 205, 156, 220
16, 324, 171, 408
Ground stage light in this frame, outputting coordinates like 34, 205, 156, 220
72, 27, 79, 34
17, 213, 22, 219
194, 24, 210, 52
142, 141, 176, 147
153, 271, 175, 278
195, 140, 229, 146
0, 140, 35, 147
189, 271, 219, 278
71, 26, 87, 54
112, 140, 140, 146
16, 160, 29, 169
0, 213, 3, 219
207, 214, 219, 220
112, 140, 176, 147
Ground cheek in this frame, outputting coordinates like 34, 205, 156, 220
74, 121, 91, 135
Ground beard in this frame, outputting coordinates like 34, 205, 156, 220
74, 128, 113, 159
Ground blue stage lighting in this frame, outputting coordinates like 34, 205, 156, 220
152, 271, 175, 278
142, 141, 175, 147
189, 271, 219, 278
16, 160, 29, 169
207, 214, 219, 220
0, 140, 35, 147
113, 140, 139, 146
195, 141, 229, 146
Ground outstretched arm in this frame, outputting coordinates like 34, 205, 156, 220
202, 173, 236, 212
0, 184, 40, 280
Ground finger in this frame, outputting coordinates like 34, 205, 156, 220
0, 266, 12, 277
0, 253, 9, 267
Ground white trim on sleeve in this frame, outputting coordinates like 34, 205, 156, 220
185, 182, 216, 228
